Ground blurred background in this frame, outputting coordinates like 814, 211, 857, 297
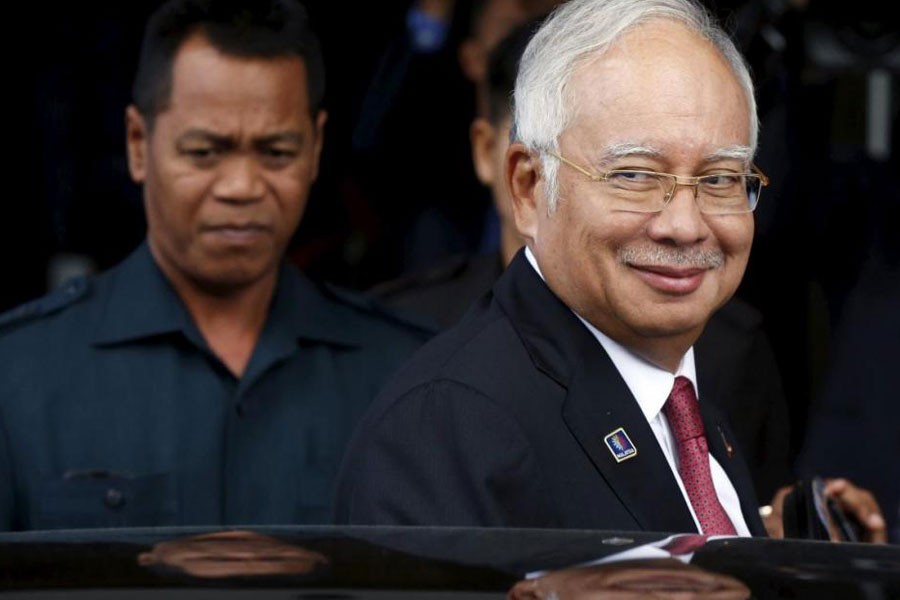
4, 0, 899, 532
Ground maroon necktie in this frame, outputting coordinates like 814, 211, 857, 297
663, 376, 737, 536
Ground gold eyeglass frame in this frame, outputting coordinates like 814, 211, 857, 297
546, 150, 769, 214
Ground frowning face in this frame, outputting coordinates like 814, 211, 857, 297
126, 32, 326, 293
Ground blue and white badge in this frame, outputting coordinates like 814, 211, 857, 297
604, 427, 637, 463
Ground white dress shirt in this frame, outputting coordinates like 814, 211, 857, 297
525, 248, 750, 536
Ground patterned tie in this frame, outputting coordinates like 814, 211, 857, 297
663, 376, 737, 536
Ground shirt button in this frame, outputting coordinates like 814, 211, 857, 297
104, 488, 126, 510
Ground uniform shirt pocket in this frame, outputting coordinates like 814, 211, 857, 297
36, 470, 177, 529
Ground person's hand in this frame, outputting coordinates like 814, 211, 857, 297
760, 485, 791, 538
822, 478, 887, 544
764, 479, 888, 543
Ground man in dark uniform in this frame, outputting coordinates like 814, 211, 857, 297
0, 0, 428, 530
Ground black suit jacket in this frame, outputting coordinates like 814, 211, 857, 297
370, 253, 791, 504
335, 252, 767, 535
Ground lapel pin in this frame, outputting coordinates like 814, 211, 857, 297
717, 425, 734, 459
604, 427, 638, 463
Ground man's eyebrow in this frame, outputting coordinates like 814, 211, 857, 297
175, 130, 305, 146
176, 129, 232, 145
705, 145, 753, 164
593, 143, 754, 166
595, 143, 663, 166
255, 132, 305, 146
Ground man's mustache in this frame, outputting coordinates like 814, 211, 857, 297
618, 246, 725, 269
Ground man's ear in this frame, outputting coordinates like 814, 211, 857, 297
309, 109, 328, 180
125, 105, 149, 184
470, 117, 498, 186
506, 142, 541, 243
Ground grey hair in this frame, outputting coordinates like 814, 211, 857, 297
511, 0, 758, 211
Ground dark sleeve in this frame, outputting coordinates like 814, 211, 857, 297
334, 380, 553, 527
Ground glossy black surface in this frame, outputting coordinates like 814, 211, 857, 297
1, 527, 898, 599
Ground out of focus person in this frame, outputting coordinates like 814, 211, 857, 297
350, 0, 562, 287
369, 18, 535, 327
0, 0, 427, 531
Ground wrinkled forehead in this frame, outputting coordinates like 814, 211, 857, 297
562, 21, 751, 151
566, 20, 741, 101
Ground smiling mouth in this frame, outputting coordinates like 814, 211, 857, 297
618, 245, 723, 295
628, 263, 709, 295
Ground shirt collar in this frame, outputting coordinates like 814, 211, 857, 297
92, 242, 194, 345
93, 241, 362, 349
524, 246, 698, 422
265, 264, 364, 348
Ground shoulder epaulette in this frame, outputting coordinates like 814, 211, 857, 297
321, 283, 439, 336
0, 276, 90, 332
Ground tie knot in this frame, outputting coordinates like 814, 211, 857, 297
664, 376, 705, 442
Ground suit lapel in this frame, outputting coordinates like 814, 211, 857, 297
563, 357, 698, 533
700, 400, 767, 536
495, 253, 697, 533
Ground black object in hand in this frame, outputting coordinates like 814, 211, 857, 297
782, 477, 862, 542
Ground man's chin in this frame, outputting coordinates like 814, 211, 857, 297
624, 303, 711, 340
637, 291, 724, 336
189, 262, 278, 296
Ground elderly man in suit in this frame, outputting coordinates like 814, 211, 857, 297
335, 0, 884, 540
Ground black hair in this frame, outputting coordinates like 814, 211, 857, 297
484, 18, 540, 125
132, 0, 324, 127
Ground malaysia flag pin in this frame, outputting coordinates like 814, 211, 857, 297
604, 427, 638, 463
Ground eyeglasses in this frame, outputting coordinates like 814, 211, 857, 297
546, 150, 769, 215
